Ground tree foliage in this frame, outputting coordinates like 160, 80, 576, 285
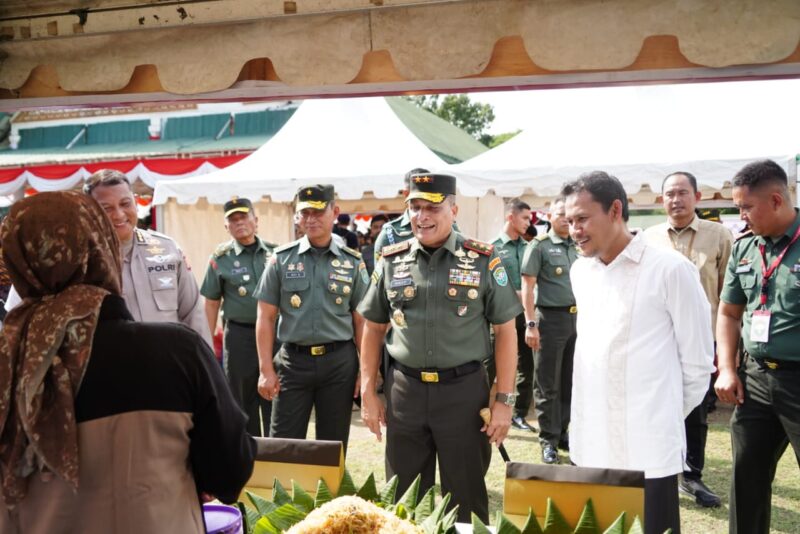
407, 94, 523, 148
407, 94, 497, 146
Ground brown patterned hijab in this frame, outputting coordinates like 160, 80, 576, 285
0, 191, 121, 507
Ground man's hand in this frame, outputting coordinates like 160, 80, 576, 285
482, 403, 512, 446
524, 326, 541, 351
258, 370, 280, 401
714, 368, 744, 405
360, 391, 386, 441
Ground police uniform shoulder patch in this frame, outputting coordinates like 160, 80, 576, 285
341, 245, 362, 259
146, 229, 177, 243
463, 238, 494, 256
213, 240, 234, 259
382, 240, 412, 257
274, 240, 301, 254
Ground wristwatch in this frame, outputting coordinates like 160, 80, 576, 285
495, 392, 518, 406
526, 320, 537, 329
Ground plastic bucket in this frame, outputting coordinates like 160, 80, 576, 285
203, 503, 244, 534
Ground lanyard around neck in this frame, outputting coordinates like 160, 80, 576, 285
757, 224, 800, 306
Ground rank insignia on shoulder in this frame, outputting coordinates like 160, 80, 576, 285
382, 240, 412, 257
213, 242, 233, 258
342, 246, 362, 259
463, 239, 493, 256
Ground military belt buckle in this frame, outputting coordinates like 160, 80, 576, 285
310, 345, 326, 356
569, 305, 578, 314
420, 371, 439, 383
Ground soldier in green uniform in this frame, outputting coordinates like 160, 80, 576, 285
358, 173, 522, 523
715, 159, 800, 534
254, 185, 368, 451
371, 168, 426, 265
521, 197, 579, 464
490, 198, 537, 431
201, 197, 277, 437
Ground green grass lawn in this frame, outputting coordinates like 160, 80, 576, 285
307, 403, 799, 533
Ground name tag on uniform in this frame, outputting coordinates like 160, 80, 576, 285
390, 278, 414, 288
735, 264, 752, 274
231, 267, 248, 275
329, 272, 353, 283
750, 310, 771, 343
285, 271, 306, 279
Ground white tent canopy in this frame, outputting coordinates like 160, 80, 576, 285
453, 83, 799, 201
153, 97, 454, 205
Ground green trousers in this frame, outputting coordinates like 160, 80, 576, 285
729, 355, 800, 534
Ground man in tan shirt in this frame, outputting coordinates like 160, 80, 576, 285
644, 171, 733, 508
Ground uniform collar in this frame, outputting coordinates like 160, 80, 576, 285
496, 231, 521, 245
297, 234, 343, 256
232, 236, 268, 256
409, 231, 459, 256
548, 229, 570, 245
668, 215, 699, 234
400, 209, 411, 227
757, 209, 800, 246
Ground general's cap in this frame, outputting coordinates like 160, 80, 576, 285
406, 173, 456, 204
296, 184, 334, 212
223, 197, 253, 218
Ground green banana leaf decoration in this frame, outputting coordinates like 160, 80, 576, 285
237, 471, 655, 534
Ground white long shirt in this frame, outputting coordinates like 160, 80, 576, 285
569, 233, 715, 478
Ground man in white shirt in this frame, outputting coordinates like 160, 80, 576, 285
562, 171, 715, 534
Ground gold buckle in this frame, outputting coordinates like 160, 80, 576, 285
766, 360, 778, 370
420, 371, 439, 383
569, 306, 578, 314
310, 345, 326, 356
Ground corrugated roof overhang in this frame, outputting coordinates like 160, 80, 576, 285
1, 0, 799, 110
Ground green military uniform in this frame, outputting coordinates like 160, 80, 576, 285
254, 185, 369, 451
489, 232, 534, 422
720, 210, 800, 534
201, 220, 277, 437
358, 173, 522, 523
521, 229, 579, 450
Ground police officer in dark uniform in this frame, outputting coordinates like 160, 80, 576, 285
358, 173, 522, 523
521, 197, 579, 464
254, 185, 368, 451
715, 159, 800, 534
201, 197, 277, 437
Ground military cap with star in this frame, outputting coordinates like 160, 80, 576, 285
295, 184, 334, 212
406, 173, 457, 204
223, 197, 254, 218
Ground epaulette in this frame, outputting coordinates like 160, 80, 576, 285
213, 241, 234, 259
463, 238, 494, 256
735, 229, 754, 242
274, 241, 300, 254
535, 234, 549, 241
382, 240, 412, 257
341, 245, 362, 259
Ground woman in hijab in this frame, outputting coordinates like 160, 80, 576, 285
0, 192, 255, 533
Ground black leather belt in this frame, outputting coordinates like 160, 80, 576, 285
752, 357, 800, 371
285, 341, 349, 356
393, 360, 481, 383
228, 319, 256, 328
538, 305, 578, 314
